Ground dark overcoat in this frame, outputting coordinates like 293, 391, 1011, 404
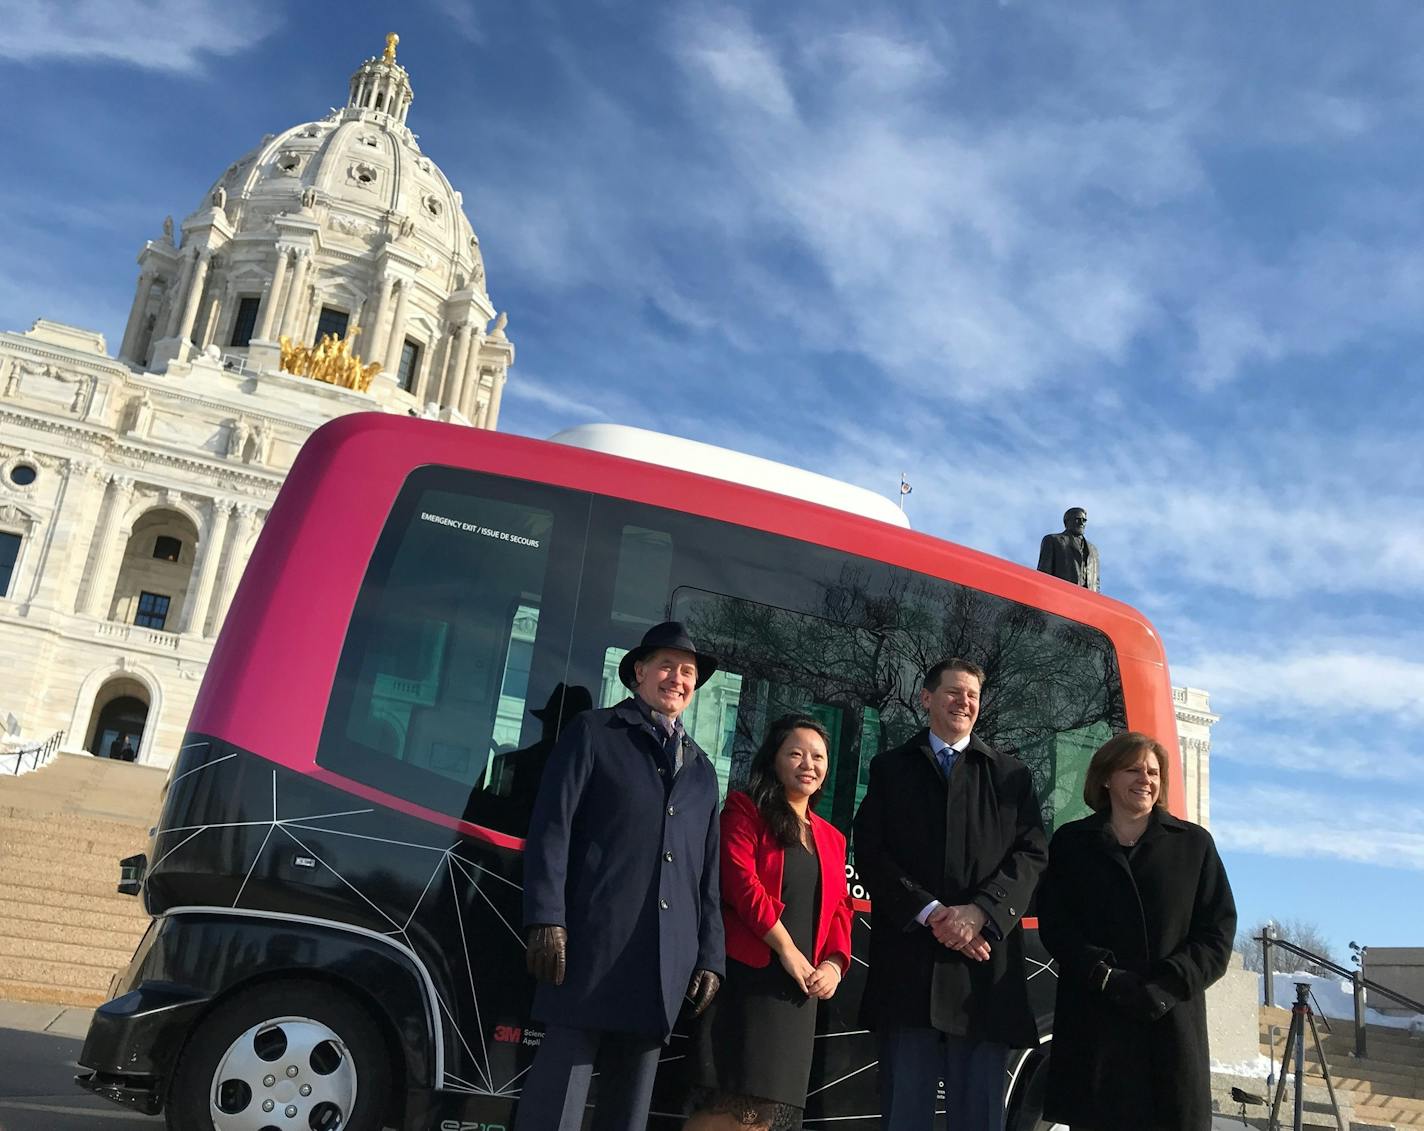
1038, 809, 1237, 1131
1037, 532, 1100, 592
852, 730, 1048, 1046
522, 699, 726, 1038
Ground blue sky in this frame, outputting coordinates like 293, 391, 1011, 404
2, 1, 1421, 961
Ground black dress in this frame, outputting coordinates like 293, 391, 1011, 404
690, 838, 822, 1129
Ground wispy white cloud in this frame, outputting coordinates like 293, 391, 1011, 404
1210, 737, 1424, 785
503, 373, 608, 425
1214, 785, 1424, 872
425, 0, 486, 44
762, 398, 1424, 606
676, 8, 797, 121
1175, 645, 1424, 724
1185, 235, 1424, 389
0, 0, 276, 74
475, 2, 1424, 413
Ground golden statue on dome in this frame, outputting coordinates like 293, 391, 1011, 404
278, 326, 383, 393
383, 33, 399, 65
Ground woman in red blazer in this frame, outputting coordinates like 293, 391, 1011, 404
687, 714, 853, 1131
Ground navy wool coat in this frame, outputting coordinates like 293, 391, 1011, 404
853, 730, 1048, 1047
523, 699, 726, 1038
1038, 809, 1237, 1131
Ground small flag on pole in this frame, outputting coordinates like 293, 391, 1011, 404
899, 473, 912, 510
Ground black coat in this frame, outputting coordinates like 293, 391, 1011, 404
1037, 532, 1100, 592
523, 699, 726, 1038
1038, 809, 1237, 1131
852, 730, 1048, 1046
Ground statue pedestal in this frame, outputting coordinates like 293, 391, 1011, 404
368, 372, 400, 400
147, 337, 196, 372
245, 340, 282, 374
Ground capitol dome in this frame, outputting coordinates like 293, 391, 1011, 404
115, 33, 512, 427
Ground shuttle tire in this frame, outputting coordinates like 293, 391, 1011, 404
165, 978, 392, 1131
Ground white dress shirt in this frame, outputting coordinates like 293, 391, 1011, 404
916, 731, 972, 926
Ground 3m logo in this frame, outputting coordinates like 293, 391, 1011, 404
493, 1025, 523, 1043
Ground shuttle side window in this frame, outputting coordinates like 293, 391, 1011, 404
317, 468, 587, 834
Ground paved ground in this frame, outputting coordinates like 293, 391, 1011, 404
0, 1001, 1251, 1131
0, 1004, 155, 1129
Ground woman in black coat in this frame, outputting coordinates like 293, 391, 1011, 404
1038, 732, 1237, 1131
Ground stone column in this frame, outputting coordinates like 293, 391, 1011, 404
30, 460, 105, 609
442, 323, 473, 407
278, 250, 312, 341
198, 280, 224, 350
119, 270, 154, 362
181, 499, 233, 635
176, 249, 212, 345
382, 280, 412, 375
362, 276, 394, 362
162, 249, 198, 339
469, 373, 488, 425
78, 475, 136, 617
354, 289, 378, 349
458, 335, 486, 419
481, 369, 507, 430
211, 503, 259, 632
254, 248, 292, 342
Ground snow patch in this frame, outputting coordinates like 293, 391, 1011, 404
1263, 970, 1424, 1031
1211, 1054, 1273, 1078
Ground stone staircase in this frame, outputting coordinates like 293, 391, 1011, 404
1231, 1004, 1424, 1129
0, 753, 164, 1006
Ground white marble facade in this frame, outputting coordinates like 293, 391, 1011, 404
0, 43, 514, 769
1174, 686, 1218, 828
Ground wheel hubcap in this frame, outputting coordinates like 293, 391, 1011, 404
209, 1015, 357, 1130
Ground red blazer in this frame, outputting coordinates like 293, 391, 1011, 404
719, 790, 854, 972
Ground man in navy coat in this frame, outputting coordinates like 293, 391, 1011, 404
516, 622, 726, 1131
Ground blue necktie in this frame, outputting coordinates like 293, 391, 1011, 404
936, 745, 956, 779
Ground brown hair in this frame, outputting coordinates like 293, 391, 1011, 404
1082, 731, 1172, 813
746, 714, 833, 847
923, 657, 986, 691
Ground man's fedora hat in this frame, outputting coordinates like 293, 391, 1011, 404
530, 682, 595, 724
618, 621, 719, 690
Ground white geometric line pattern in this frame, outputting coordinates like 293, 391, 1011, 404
402, 852, 449, 933
806, 1059, 878, 1098
1026, 953, 1058, 982
151, 756, 1033, 1118
167, 749, 235, 788
445, 853, 495, 1092
232, 823, 276, 907
151, 759, 530, 1099
449, 854, 525, 948
277, 824, 406, 933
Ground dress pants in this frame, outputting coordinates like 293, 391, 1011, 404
514, 1024, 663, 1131
878, 1027, 1007, 1131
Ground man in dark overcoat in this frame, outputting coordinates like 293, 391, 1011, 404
1036, 506, 1100, 592
517, 622, 725, 1131
853, 658, 1048, 1131
1038, 807, 1236, 1130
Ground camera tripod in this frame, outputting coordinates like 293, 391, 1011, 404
1268, 981, 1345, 1131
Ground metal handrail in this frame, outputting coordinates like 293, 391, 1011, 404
1259, 928, 1424, 1059
0, 729, 65, 775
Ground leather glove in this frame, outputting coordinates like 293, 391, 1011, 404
686, 969, 721, 1018
1139, 981, 1178, 1021
526, 924, 567, 985
1102, 967, 1173, 1021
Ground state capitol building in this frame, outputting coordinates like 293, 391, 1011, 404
0, 39, 514, 770
0, 37, 1215, 827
